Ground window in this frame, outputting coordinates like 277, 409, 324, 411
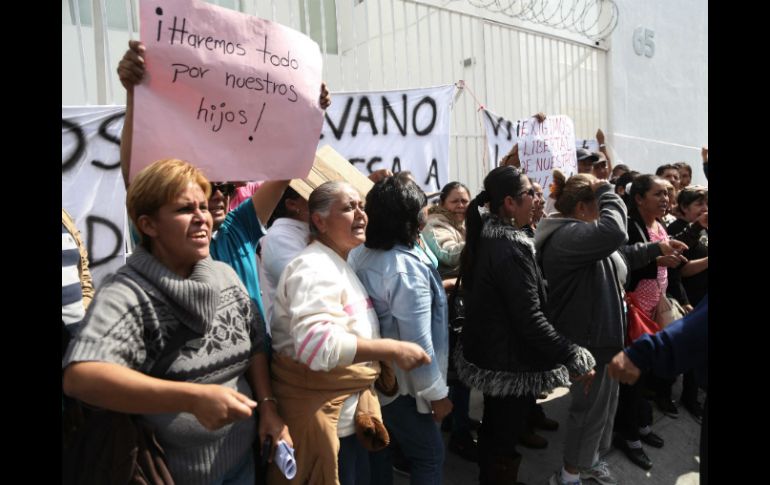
299, 0, 338, 55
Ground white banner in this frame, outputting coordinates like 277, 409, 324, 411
482, 108, 519, 172
319, 85, 456, 193
62, 106, 128, 287
483, 109, 577, 199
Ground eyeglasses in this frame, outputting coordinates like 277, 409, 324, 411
517, 188, 535, 198
211, 182, 236, 197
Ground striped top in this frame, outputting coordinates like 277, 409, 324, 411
62, 223, 85, 330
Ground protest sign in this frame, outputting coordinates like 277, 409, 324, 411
483, 109, 577, 199
62, 106, 128, 287
132, 0, 324, 182
320, 85, 455, 193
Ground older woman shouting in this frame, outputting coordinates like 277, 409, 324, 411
269, 181, 430, 485
62, 159, 290, 485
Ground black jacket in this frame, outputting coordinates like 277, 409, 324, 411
667, 218, 708, 306
626, 213, 659, 292
455, 215, 594, 397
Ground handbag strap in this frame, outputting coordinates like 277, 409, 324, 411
119, 265, 200, 378
149, 323, 198, 378
448, 270, 463, 307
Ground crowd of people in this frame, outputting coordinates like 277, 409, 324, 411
61, 39, 708, 485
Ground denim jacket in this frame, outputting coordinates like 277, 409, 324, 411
349, 243, 449, 413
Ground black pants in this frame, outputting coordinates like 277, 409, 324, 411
614, 380, 653, 441
647, 370, 700, 404
478, 393, 530, 458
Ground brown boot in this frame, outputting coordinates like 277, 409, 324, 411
479, 454, 527, 485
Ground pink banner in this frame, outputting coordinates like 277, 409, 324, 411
131, 0, 323, 182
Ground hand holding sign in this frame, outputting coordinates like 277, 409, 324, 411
130, 0, 325, 183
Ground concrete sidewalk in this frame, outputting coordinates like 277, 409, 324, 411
395, 377, 702, 484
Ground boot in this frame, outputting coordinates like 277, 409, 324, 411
479, 454, 527, 485
517, 429, 548, 449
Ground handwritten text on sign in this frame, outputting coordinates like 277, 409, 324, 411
132, 0, 323, 182
319, 85, 456, 193
483, 109, 577, 199
517, 116, 577, 197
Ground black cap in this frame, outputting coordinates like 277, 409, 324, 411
576, 148, 599, 163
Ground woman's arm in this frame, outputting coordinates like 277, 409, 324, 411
63, 361, 255, 430
422, 221, 465, 267
245, 353, 292, 462
353, 338, 429, 370
681, 256, 708, 278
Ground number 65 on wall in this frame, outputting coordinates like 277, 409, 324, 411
633, 27, 655, 58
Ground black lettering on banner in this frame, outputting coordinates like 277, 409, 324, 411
366, 157, 382, 174
413, 96, 436, 136
92, 112, 126, 170
493, 144, 499, 166
391, 157, 402, 173
86, 215, 123, 268
349, 158, 366, 168
382, 95, 407, 136
62, 119, 86, 173
352, 97, 377, 137
325, 98, 354, 140
484, 111, 513, 141
424, 158, 440, 191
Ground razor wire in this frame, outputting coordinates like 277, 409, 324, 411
463, 0, 619, 42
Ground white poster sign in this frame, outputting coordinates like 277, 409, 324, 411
517, 115, 577, 198
319, 85, 456, 193
483, 109, 577, 199
62, 106, 128, 287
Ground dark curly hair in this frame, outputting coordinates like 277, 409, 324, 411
364, 176, 427, 250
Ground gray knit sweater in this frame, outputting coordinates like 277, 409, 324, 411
63, 246, 265, 485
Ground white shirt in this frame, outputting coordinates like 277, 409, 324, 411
258, 218, 310, 331
272, 241, 380, 436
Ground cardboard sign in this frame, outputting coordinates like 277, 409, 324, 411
290, 145, 374, 200
132, 0, 324, 182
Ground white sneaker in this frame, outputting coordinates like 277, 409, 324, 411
579, 461, 618, 485
549, 470, 582, 485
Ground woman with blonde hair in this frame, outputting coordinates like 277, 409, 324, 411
63, 159, 290, 484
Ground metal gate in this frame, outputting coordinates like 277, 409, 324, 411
62, 0, 608, 190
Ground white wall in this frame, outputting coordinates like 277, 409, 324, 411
607, 0, 708, 186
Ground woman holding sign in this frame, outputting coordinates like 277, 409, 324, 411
63, 159, 291, 484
